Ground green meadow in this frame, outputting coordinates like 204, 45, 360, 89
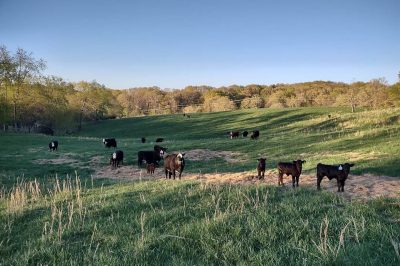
0, 107, 399, 265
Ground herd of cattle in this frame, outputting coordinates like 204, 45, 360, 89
47, 134, 355, 192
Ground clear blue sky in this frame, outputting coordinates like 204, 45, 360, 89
1, 0, 399, 88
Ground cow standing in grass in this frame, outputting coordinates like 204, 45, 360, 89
228, 131, 240, 139
138, 146, 167, 167
103, 138, 117, 148
49, 140, 58, 151
147, 163, 155, 174
164, 153, 185, 180
277, 160, 306, 187
257, 158, 266, 179
110, 150, 124, 168
251, 130, 260, 139
317, 163, 355, 192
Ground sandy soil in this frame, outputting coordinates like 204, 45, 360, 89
181, 149, 247, 163
35, 149, 399, 201
92, 165, 400, 201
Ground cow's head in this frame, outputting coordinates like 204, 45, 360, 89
257, 158, 266, 167
338, 163, 355, 176
293, 160, 306, 172
102, 138, 106, 144
177, 153, 185, 164
154, 145, 167, 155
112, 152, 117, 159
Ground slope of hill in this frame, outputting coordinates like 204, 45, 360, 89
1, 107, 399, 265
77, 107, 400, 177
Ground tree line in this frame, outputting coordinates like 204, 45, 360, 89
1, 45, 400, 133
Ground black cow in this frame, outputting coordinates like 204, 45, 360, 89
103, 138, 117, 148
228, 131, 240, 139
242, 131, 249, 137
251, 130, 260, 139
317, 163, 355, 192
138, 146, 167, 167
141, 137, 146, 143
155, 138, 164, 142
110, 150, 124, 168
49, 140, 58, 151
277, 160, 306, 187
257, 158, 266, 179
164, 153, 185, 180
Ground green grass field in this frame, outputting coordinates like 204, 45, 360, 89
1, 107, 399, 264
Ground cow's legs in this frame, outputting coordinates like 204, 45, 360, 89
278, 173, 283, 186
296, 175, 299, 187
337, 180, 341, 192
317, 175, 323, 190
292, 175, 296, 187
340, 180, 345, 192
173, 171, 176, 180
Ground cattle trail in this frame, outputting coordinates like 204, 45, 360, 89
92, 165, 400, 201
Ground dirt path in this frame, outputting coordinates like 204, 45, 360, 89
93, 166, 400, 201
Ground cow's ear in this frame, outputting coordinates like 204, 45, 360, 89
302, 160, 306, 163
349, 163, 355, 167
182, 153, 185, 156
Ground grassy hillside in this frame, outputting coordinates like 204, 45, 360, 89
79, 107, 400, 176
1, 107, 399, 265
1, 107, 400, 186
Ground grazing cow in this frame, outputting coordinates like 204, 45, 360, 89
164, 153, 185, 180
242, 131, 249, 137
228, 131, 240, 139
156, 138, 164, 142
317, 163, 355, 192
110, 150, 124, 168
257, 158, 266, 179
103, 138, 117, 148
49, 140, 58, 151
147, 163, 155, 174
251, 130, 260, 140
277, 160, 306, 187
138, 146, 167, 167
141, 137, 146, 143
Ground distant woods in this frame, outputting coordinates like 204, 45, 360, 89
1, 45, 400, 134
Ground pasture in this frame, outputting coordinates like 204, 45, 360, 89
0, 107, 399, 264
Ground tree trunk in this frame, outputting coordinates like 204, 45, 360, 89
13, 101, 17, 130
351, 104, 355, 113
78, 111, 83, 131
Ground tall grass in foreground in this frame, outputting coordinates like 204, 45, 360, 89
1, 176, 399, 265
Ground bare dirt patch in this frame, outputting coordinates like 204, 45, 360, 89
33, 158, 79, 165
183, 171, 400, 201
93, 165, 163, 180
92, 166, 399, 201
183, 149, 246, 163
